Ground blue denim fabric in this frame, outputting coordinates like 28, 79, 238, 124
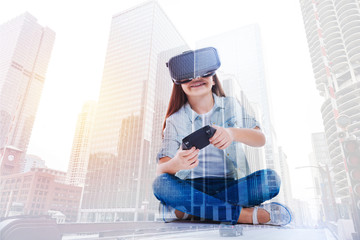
156, 94, 261, 180
153, 169, 281, 224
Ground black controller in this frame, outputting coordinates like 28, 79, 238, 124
181, 125, 217, 150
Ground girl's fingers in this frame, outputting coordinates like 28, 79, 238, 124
212, 135, 226, 146
216, 138, 226, 147
188, 154, 198, 163
218, 141, 230, 150
210, 129, 223, 142
180, 147, 196, 157
186, 149, 200, 161
189, 159, 199, 167
215, 138, 230, 149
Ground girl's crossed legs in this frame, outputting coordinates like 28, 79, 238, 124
152, 169, 281, 225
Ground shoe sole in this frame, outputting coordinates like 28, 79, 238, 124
267, 202, 292, 226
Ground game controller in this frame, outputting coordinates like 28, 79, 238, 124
181, 125, 217, 150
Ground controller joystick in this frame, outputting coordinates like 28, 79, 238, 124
205, 126, 216, 137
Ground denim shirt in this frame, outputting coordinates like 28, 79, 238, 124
156, 93, 260, 180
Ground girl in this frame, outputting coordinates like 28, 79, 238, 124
152, 48, 292, 226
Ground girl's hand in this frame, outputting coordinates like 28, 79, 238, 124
209, 125, 234, 150
171, 146, 200, 171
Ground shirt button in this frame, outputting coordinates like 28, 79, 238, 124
227, 153, 230, 156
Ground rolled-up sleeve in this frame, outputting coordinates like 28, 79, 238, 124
156, 118, 180, 162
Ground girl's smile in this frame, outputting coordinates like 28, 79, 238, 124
189, 80, 207, 88
181, 76, 215, 97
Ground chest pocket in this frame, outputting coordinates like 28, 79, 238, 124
225, 116, 237, 128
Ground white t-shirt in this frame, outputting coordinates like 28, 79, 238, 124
190, 108, 230, 178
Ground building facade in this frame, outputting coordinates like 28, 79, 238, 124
66, 101, 96, 187
277, 147, 293, 207
196, 24, 278, 173
23, 154, 46, 173
79, 1, 187, 222
309, 132, 338, 222
0, 167, 81, 222
0, 12, 55, 175
221, 73, 266, 173
299, 0, 360, 222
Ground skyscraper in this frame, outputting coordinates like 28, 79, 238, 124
299, 0, 360, 213
277, 147, 293, 207
221, 73, 266, 173
196, 24, 278, 172
80, 1, 187, 222
310, 132, 337, 222
0, 12, 55, 176
66, 101, 96, 187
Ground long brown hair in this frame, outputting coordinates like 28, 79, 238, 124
162, 74, 226, 131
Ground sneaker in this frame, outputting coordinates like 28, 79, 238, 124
252, 202, 292, 226
158, 203, 178, 223
158, 203, 189, 223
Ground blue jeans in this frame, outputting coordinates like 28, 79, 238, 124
152, 169, 281, 224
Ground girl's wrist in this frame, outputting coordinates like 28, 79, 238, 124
163, 157, 180, 175
225, 128, 235, 143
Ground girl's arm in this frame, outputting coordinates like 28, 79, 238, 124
230, 126, 265, 147
210, 126, 265, 150
156, 147, 200, 175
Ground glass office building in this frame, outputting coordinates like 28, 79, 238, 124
66, 101, 97, 187
80, 1, 187, 222
196, 24, 278, 173
0, 12, 55, 175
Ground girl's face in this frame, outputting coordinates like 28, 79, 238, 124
181, 76, 215, 98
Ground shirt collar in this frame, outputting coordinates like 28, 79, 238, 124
184, 93, 224, 123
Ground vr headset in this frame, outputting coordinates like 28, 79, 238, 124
166, 47, 221, 85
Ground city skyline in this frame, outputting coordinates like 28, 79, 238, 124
0, 0, 324, 200
1, 1, 360, 238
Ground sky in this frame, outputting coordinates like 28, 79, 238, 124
0, 0, 325, 199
